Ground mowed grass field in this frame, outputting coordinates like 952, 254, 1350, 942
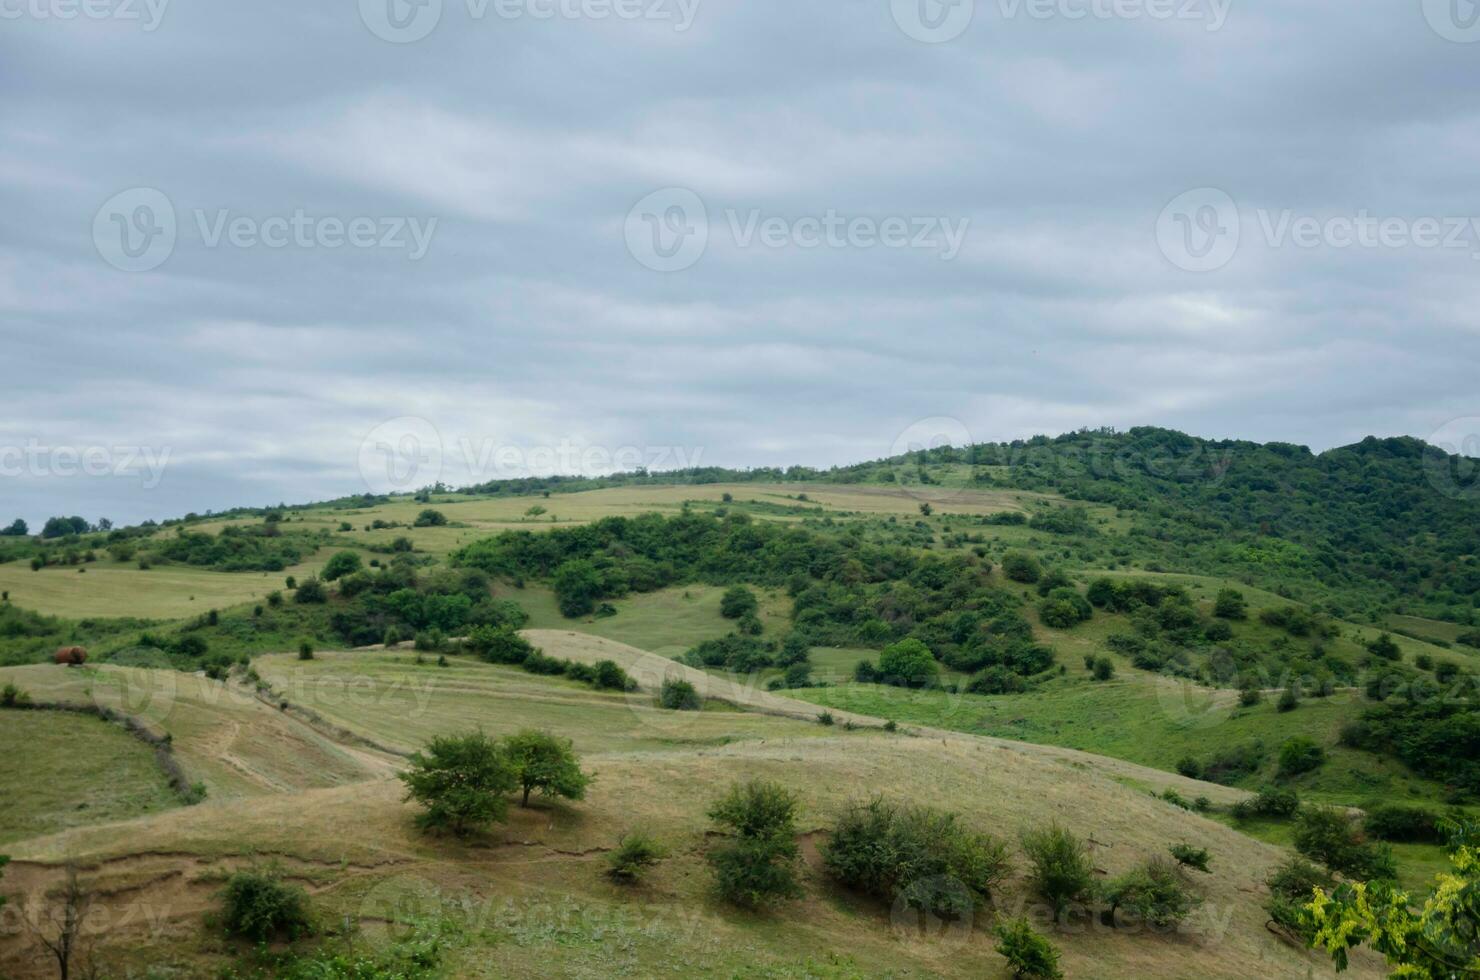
0, 648, 1385, 978
0, 553, 333, 620
0, 709, 180, 845
509, 582, 793, 659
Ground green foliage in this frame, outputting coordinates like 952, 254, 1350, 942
1169, 843, 1211, 872
823, 798, 1010, 919
1276, 736, 1326, 779
1091, 656, 1114, 681
1213, 588, 1247, 619
1232, 785, 1299, 820
684, 633, 772, 672
1307, 819, 1480, 977
0, 683, 31, 708
1264, 856, 1332, 938
321, 551, 362, 582
297, 639, 314, 661
1363, 805, 1441, 844
1344, 696, 1480, 796
1101, 857, 1199, 928
1365, 632, 1402, 662
1020, 822, 1096, 922
218, 865, 312, 942
993, 917, 1062, 980
1276, 685, 1299, 713
659, 678, 701, 710
1037, 588, 1093, 629
413, 509, 448, 527
500, 730, 591, 808
400, 731, 517, 835
552, 559, 603, 617
1001, 551, 1041, 584
706, 780, 802, 908
719, 585, 758, 619
467, 625, 535, 665
607, 831, 666, 884
1293, 806, 1397, 880
293, 577, 327, 604
876, 638, 939, 687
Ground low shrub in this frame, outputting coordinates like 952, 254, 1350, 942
994, 917, 1062, 979
1293, 806, 1397, 880
1276, 737, 1326, 779
1362, 804, 1441, 843
607, 831, 667, 884
823, 798, 1011, 919
659, 678, 701, 710
1169, 843, 1211, 872
1101, 857, 1199, 929
706, 780, 802, 908
1264, 857, 1333, 937
218, 866, 312, 942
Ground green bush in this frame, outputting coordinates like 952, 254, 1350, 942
1168, 842, 1211, 873
1276, 685, 1299, 712
993, 917, 1062, 979
607, 831, 666, 884
720, 586, 758, 619
501, 730, 590, 808
592, 659, 635, 691
413, 509, 448, 527
1363, 805, 1441, 843
706, 780, 802, 908
1277, 737, 1326, 778
1020, 822, 1096, 922
218, 865, 312, 942
467, 625, 535, 665
1037, 588, 1092, 629
399, 731, 517, 835
0, 683, 31, 708
1293, 806, 1397, 880
1265, 857, 1332, 937
1213, 589, 1246, 619
321, 551, 362, 581
659, 678, 701, 710
297, 640, 314, 661
1232, 785, 1300, 821
293, 577, 327, 604
823, 798, 1010, 918
1092, 656, 1114, 681
1101, 857, 1199, 928
1001, 551, 1042, 584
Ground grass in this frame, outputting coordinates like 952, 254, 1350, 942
0, 708, 181, 845
508, 583, 792, 659
0, 554, 332, 620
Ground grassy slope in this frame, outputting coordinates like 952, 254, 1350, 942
0, 709, 180, 845
0, 651, 1383, 979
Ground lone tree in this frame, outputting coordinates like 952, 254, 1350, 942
321, 550, 362, 581
400, 731, 517, 835
501, 730, 591, 808
31, 864, 91, 980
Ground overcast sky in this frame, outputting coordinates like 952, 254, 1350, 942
3, 0, 1479, 527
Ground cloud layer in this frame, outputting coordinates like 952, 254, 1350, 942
3, 0, 1479, 525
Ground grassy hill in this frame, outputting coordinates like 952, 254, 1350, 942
3, 428, 1478, 976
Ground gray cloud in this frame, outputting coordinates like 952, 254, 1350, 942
2, 0, 1479, 525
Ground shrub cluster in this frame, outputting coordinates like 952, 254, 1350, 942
706, 780, 803, 908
